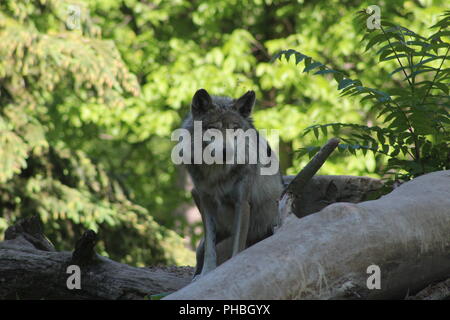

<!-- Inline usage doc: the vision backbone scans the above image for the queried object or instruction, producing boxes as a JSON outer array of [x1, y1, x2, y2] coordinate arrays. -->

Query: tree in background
[[0, 0, 194, 266], [0, 0, 447, 265]]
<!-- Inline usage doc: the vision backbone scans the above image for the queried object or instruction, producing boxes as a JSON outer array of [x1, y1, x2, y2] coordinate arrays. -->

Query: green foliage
[[83, 1, 449, 236], [276, 10, 449, 184], [0, 0, 194, 266]]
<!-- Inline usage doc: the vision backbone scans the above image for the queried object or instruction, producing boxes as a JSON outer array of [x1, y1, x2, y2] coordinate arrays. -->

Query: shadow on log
[[165, 170, 450, 300], [0, 216, 193, 299], [282, 175, 383, 218]]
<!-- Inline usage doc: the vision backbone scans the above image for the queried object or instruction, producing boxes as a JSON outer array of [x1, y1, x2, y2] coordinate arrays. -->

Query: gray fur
[[181, 89, 283, 278]]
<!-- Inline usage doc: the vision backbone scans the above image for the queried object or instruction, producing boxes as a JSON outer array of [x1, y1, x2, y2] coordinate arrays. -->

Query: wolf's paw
[[191, 274, 201, 282]]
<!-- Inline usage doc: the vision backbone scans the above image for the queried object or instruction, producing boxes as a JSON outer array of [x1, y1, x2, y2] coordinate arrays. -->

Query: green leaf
[[333, 72, 344, 83], [365, 33, 390, 52], [390, 148, 400, 157], [314, 69, 337, 75], [380, 53, 407, 62], [338, 79, 355, 90], [304, 62, 323, 73], [389, 65, 410, 77], [433, 82, 449, 95], [376, 130, 385, 144], [430, 16, 450, 29], [313, 127, 319, 139], [295, 53, 306, 64]]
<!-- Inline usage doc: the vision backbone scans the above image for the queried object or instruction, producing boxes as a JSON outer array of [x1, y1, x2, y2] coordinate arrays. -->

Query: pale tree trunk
[[165, 170, 450, 300]]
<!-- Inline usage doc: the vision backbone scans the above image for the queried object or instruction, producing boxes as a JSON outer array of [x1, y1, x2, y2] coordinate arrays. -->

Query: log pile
[[0, 216, 192, 299]]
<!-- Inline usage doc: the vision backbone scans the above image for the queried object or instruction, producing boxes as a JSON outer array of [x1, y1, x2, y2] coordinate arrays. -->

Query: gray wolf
[[181, 89, 283, 278]]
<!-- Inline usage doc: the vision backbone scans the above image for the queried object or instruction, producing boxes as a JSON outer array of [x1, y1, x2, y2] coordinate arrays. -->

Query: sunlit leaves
[[0, 0, 194, 266], [274, 10, 449, 181]]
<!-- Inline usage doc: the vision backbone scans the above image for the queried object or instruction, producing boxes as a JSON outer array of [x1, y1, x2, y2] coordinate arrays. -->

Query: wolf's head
[[190, 88, 255, 129], [183, 89, 260, 167], [176, 89, 279, 176]]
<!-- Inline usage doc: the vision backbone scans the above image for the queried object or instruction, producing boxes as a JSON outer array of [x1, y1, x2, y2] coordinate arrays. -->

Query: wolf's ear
[[234, 90, 255, 118], [192, 89, 213, 118]]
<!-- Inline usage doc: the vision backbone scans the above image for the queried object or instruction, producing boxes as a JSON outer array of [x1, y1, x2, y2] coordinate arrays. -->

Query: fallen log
[[165, 170, 450, 299], [0, 216, 193, 299], [0, 173, 384, 300], [282, 174, 383, 218], [278, 138, 340, 228], [407, 278, 450, 300]]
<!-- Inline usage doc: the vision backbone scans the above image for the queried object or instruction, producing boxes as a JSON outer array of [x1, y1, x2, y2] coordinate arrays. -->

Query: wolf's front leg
[[193, 190, 218, 277], [201, 208, 217, 276], [191, 189, 204, 279], [193, 237, 204, 279], [232, 200, 250, 256]]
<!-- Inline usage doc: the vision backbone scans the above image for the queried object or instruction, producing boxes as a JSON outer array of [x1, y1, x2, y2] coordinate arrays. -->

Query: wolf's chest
[[212, 196, 236, 234], [201, 184, 237, 230]]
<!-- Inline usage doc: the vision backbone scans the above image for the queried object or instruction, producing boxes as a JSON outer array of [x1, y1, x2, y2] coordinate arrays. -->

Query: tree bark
[[282, 174, 383, 218], [2, 171, 448, 300], [0, 216, 193, 300], [165, 170, 450, 300], [407, 278, 450, 300], [278, 138, 340, 230]]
